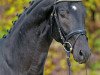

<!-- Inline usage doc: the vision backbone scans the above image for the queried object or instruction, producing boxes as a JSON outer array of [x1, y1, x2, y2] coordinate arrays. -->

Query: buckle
[[63, 42, 72, 58]]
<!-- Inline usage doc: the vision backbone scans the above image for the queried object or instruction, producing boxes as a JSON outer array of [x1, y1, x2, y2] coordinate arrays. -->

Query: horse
[[0, 0, 91, 75]]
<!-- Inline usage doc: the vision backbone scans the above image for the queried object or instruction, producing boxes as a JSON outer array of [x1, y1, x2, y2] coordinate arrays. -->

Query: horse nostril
[[79, 50, 84, 63], [79, 50, 83, 56]]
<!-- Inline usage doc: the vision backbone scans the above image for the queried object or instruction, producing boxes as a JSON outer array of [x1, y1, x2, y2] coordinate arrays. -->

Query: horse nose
[[78, 50, 91, 64]]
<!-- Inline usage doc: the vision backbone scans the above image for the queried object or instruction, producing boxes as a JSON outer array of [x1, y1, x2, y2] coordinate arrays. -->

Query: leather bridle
[[50, 0, 87, 75]]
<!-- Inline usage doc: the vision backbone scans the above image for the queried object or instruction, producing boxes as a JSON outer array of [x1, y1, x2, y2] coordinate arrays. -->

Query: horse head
[[51, 0, 91, 64]]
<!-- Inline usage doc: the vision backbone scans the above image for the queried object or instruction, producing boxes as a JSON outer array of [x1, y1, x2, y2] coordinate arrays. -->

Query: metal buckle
[[63, 42, 72, 58], [63, 42, 72, 52]]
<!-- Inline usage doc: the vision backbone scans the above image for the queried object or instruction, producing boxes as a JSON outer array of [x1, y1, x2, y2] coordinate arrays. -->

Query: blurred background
[[0, 0, 100, 75]]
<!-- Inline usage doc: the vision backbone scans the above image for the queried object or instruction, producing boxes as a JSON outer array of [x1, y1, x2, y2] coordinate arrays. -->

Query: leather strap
[[55, 0, 82, 4]]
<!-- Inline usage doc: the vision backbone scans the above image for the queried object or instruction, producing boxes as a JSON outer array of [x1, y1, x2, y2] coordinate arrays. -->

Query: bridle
[[50, 0, 87, 75]]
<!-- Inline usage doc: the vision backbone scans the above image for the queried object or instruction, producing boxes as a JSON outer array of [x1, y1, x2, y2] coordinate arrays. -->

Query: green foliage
[[91, 61, 100, 70], [83, 0, 100, 52], [0, 0, 31, 38], [0, 0, 100, 75], [90, 70, 100, 75]]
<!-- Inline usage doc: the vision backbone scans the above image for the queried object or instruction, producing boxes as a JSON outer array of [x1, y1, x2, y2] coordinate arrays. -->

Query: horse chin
[[72, 46, 91, 64], [73, 54, 87, 64]]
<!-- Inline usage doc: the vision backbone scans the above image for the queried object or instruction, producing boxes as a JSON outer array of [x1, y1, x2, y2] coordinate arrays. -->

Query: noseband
[[50, 0, 86, 75]]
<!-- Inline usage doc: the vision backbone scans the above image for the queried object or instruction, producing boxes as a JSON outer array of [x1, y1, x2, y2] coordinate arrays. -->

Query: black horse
[[0, 0, 91, 75]]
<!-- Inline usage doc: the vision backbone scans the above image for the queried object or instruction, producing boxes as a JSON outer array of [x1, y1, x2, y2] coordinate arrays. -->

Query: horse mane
[[2, 0, 43, 39]]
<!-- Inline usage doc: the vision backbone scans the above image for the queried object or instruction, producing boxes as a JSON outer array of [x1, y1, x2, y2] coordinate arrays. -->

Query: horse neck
[[1, 6, 53, 74], [2, 13, 53, 73]]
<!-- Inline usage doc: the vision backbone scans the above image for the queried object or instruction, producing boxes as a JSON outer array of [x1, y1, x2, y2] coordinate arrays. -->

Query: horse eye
[[59, 11, 67, 18]]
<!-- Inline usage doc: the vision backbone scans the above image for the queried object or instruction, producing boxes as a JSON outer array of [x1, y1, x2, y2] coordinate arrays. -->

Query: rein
[[50, 0, 87, 75]]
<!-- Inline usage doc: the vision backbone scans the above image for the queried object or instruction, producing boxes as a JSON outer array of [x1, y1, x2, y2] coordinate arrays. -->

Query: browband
[[57, 0, 82, 1], [55, 0, 82, 4]]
